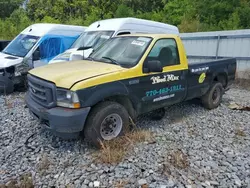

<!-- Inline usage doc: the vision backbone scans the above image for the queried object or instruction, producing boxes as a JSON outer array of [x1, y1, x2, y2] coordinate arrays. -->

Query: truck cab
[[48, 17, 179, 64], [0, 23, 86, 94], [25, 34, 236, 147]]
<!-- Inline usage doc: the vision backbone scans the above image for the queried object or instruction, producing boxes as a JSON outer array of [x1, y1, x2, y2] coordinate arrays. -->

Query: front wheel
[[84, 101, 130, 148], [201, 82, 224, 110]]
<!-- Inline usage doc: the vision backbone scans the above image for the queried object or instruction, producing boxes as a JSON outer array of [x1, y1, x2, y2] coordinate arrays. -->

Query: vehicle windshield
[[2, 34, 40, 57], [89, 36, 152, 68], [71, 31, 114, 50]]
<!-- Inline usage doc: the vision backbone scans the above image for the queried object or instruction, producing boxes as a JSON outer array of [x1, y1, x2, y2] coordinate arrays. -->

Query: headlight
[[56, 89, 80, 109]]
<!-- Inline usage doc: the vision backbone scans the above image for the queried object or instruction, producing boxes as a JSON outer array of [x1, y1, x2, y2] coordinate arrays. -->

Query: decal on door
[[191, 67, 209, 73], [146, 84, 183, 97], [151, 74, 179, 85], [198, 73, 206, 84], [153, 94, 175, 102]]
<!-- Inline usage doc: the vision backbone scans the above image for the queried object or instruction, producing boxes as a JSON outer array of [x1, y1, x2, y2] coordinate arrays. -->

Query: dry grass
[[0, 173, 34, 188], [113, 180, 129, 188], [235, 128, 246, 137], [167, 149, 189, 169], [93, 129, 153, 164], [235, 71, 250, 90], [37, 153, 51, 174], [19, 173, 34, 188]]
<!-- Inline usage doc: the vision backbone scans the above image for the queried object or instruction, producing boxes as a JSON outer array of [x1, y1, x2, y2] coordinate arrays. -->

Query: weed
[[167, 149, 189, 169], [19, 173, 34, 188], [235, 71, 250, 90], [235, 128, 246, 137], [0, 173, 34, 188], [37, 153, 51, 174], [93, 129, 152, 164], [113, 180, 129, 188]]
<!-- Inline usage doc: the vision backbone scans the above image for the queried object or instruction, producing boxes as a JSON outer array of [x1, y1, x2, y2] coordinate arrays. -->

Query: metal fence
[[180, 29, 250, 79]]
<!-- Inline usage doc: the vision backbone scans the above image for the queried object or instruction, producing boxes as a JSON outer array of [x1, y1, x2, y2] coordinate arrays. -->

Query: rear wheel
[[201, 82, 224, 110], [84, 101, 130, 148]]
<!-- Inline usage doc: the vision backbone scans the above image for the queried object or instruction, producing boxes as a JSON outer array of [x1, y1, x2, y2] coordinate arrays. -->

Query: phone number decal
[[146, 85, 183, 97]]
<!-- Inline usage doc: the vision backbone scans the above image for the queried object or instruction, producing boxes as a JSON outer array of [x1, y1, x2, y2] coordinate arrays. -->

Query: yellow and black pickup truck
[[25, 34, 236, 147]]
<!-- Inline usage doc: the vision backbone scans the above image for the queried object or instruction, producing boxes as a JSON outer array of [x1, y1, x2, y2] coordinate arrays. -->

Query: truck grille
[[27, 74, 57, 108]]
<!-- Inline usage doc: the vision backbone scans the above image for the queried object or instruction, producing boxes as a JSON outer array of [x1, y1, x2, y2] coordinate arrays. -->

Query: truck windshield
[[2, 34, 40, 57], [71, 31, 114, 50], [89, 36, 152, 68]]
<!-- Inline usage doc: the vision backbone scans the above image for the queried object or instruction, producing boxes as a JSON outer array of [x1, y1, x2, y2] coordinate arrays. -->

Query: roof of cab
[[21, 23, 87, 37], [86, 17, 179, 32], [112, 33, 180, 39]]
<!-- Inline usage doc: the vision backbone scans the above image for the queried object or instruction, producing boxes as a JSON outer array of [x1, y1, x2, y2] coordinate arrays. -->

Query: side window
[[147, 39, 180, 67], [39, 38, 62, 61], [117, 32, 130, 36]]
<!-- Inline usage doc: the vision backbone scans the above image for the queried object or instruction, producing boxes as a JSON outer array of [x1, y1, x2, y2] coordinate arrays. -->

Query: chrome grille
[[27, 74, 56, 108]]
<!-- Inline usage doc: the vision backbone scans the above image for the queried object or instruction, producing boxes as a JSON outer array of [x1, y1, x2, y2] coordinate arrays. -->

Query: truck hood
[[29, 60, 126, 89], [0, 52, 23, 69]]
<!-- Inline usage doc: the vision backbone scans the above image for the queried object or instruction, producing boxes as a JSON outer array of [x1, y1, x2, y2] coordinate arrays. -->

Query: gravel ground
[[0, 86, 250, 188]]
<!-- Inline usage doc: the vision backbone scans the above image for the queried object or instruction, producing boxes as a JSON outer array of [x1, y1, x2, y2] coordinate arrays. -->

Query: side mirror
[[143, 60, 163, 73], [32, 50, 40, 61], [77, 46, 92, 51]]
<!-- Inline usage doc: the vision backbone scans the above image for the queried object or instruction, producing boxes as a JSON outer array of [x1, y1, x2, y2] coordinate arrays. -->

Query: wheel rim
[[212, 87, 220, 104], [100, 113, 123, 140]]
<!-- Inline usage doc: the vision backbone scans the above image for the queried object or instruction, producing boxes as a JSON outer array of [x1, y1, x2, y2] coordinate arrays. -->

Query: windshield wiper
[[102, 56, 120, 66]]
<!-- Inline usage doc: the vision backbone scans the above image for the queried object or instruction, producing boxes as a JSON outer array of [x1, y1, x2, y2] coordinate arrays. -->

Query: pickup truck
[[25, 34, 237, 147]]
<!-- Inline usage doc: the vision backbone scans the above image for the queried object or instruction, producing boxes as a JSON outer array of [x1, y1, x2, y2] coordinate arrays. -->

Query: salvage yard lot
[[0, 85, 250, 188]]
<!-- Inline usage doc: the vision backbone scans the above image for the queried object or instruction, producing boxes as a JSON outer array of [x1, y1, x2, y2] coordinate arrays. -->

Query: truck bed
[[185, 57, 237, 101]]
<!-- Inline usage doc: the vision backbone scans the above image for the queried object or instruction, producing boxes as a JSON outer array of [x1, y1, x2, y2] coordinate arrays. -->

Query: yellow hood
[[29, 60, 126, 89]]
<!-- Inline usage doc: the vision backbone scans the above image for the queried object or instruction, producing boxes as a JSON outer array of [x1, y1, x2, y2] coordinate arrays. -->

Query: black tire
[[201, 82, 224, 110], [148, 108, 165, 120], [84, 101, 130, 148]]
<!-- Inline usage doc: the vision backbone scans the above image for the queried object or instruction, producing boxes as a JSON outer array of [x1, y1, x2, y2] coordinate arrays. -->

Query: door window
[[39, 38, 62, 61], [147, 39, 180, 67]]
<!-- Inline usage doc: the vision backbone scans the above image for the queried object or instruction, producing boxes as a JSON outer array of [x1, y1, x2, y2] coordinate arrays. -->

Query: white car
[[49, 17, 180, 64], [0, 23, 86, 93]]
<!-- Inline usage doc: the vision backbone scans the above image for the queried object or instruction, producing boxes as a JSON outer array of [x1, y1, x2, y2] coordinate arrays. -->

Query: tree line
[[1, 0, 250, 40]]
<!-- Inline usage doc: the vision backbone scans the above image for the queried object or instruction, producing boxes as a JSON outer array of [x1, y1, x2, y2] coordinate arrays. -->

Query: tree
[[0, 8, 31, 39], [0, 0, 24, 18]]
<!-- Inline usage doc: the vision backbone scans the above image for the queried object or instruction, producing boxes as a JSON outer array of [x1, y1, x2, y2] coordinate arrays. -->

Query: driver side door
[[138, 38, 187, 113]]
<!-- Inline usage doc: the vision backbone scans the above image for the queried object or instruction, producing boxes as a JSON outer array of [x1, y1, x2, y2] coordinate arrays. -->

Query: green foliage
[[115, 4, 134, 18], [1, 0, 250, 40], [0, 0, 23, 18], [0, 8, 31, 39]]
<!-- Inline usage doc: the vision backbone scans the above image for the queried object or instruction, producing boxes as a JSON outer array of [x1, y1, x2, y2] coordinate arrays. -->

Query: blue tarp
[[37, 34, 80, 63]]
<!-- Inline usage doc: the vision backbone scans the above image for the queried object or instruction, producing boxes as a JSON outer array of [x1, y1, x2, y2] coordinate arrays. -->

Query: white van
[[0, 23, 86, 93], [49, 17, 179, 63]]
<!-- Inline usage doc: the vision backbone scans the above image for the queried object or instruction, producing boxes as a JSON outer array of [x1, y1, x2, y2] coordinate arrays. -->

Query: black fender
[[76, 81, 131, 107]]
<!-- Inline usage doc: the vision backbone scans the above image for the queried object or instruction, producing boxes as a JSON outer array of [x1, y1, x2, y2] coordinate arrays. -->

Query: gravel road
[[0, 86, 250, 188]]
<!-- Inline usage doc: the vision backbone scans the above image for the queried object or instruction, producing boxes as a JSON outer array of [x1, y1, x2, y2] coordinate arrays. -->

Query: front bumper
[[25, 93, 91, 139]]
